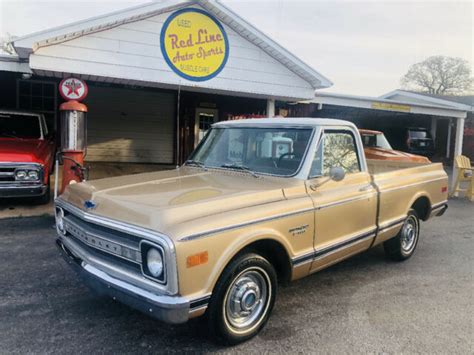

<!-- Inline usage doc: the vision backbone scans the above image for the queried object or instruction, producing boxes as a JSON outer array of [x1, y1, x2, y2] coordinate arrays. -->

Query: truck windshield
[[0, 114, 41, 139], [188, 127, 313, 177], [361, 133, 393, 150]]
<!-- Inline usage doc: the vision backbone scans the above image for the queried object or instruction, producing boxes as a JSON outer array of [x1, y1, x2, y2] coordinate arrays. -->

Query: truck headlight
[[15, 169, 40, 180], [147, 249, 164, 277], [28, 170, 39, 180], [140, 241, 166, 283], [15, 170, 27, 180]]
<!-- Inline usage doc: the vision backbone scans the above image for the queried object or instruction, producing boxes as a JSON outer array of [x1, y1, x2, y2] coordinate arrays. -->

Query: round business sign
[[160, 8, 229, 81], [59, 77, 88, 101]]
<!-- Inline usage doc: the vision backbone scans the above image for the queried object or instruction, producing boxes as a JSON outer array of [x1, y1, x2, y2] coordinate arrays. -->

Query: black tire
[[207, 252, 277, 345], [384, 209, 420, 261], [36, 179, 51, 205]]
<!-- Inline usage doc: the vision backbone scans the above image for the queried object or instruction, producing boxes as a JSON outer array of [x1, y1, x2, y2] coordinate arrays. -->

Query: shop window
[[17, 80, 57, 132]]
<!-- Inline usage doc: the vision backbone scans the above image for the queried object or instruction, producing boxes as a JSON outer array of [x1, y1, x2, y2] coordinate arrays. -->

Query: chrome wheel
[[223, 267, 271, 334], [401, 215, 418, 253]]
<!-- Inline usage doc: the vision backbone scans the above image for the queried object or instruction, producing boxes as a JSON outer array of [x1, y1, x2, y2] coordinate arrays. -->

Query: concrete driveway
[[0, 199, 472, 353]]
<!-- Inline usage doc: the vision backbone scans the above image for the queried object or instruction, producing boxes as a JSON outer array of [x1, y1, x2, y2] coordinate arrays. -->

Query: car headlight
[[55, 208, 66, 235], [28, 170, 39, 180], [15, 170, 27, 180], [140, 241, 166, 283], [147, 248, 164, 277]]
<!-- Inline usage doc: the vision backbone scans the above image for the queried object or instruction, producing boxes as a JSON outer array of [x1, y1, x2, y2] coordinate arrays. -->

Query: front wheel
[[207, 253, 277, 345], [384, 209, 420, 261]]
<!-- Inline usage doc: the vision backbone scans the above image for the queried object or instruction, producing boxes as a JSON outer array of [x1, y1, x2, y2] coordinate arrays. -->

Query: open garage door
[[85, 86, 175, 163]]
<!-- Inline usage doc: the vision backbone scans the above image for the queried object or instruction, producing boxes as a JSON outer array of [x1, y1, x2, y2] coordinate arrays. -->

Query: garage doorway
[[195, 108, 218, 147]]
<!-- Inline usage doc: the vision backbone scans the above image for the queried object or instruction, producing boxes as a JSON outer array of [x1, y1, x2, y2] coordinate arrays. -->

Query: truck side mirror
[[329, 167, 345, 182]]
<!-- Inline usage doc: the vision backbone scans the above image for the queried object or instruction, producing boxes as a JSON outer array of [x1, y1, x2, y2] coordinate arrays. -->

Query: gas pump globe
[[58, 100, 88, 193]]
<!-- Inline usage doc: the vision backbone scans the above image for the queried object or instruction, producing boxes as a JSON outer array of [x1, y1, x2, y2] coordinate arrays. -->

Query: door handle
[[359, 184, 373, 192]]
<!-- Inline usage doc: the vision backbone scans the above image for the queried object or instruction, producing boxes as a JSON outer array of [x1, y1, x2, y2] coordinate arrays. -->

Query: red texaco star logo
[[64, 80, 83, 96], [59, 77, 88, 101]]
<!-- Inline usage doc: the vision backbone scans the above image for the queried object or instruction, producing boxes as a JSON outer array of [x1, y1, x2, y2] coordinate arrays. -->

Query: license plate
[[419, 142, 426, 147]]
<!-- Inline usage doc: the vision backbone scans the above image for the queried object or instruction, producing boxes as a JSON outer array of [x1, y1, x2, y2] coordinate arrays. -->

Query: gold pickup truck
[[55, 118, 448, 344]]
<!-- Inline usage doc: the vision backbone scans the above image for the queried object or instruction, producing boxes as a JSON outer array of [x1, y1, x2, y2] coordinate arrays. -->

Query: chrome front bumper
[[56, 237, 191, 324], [0, 183, 47, 198]]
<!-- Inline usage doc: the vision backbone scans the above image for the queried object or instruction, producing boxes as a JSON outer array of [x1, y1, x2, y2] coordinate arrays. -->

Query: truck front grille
[[62, 210, 143, 271], [0, 167, 16, 182]]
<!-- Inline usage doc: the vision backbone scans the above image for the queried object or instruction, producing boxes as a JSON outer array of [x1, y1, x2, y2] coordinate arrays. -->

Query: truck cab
[[0, 110, 55, 203]]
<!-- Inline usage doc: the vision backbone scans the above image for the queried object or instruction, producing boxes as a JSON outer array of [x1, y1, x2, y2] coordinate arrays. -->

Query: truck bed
[[369, 160, 448, 245], [366, 158, 430, 174]]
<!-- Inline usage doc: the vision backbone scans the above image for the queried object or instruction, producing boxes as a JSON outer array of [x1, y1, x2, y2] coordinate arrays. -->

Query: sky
[[0, 0, 472, 96]]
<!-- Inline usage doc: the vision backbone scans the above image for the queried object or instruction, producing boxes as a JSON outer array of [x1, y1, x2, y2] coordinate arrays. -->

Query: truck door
[[305, 129, 378, 273]]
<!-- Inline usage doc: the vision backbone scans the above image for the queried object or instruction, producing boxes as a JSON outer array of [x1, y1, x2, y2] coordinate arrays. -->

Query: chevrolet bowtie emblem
[[84, 200, 97, 210]]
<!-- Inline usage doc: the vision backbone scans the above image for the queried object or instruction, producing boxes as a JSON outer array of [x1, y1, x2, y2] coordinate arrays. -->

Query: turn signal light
[[187, 251, 208, 268]]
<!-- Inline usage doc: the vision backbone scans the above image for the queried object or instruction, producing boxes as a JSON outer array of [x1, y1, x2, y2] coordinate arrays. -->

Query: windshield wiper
[[220, 163, 259, 178], [184, 160, 207, 170]]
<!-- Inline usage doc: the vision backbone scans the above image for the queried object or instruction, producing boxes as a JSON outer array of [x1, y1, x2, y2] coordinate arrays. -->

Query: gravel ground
[[0, 199, 472, 354]]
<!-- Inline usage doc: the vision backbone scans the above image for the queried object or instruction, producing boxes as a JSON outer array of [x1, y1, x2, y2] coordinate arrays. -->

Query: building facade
[[0, 0, 332, 165]]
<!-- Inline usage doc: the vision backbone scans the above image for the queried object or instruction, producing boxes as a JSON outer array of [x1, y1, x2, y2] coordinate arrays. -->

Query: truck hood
[[0, 138, 48, 163], [61, 167, 288, 237]]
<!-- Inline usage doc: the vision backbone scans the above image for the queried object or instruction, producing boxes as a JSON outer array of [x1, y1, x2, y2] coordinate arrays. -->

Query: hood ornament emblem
[[84, 200, 97, 210]]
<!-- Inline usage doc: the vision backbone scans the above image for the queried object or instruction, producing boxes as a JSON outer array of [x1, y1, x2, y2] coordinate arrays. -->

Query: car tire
[[384, 209, 420, 261], [36, 179, 51, 205], [207, 252, 277, 345]]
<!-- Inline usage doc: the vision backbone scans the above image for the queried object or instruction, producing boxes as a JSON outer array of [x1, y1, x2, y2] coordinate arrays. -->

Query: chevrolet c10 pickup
[[55, 118, 448, 344]]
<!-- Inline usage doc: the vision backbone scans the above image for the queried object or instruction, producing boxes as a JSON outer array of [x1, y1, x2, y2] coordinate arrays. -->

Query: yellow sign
[[371, 102, 411, 112], [161, 9, 229, 81]]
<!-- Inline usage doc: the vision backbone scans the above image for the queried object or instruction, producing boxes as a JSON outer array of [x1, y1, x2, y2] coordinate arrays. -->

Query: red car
[[0, 110, 55, 204]]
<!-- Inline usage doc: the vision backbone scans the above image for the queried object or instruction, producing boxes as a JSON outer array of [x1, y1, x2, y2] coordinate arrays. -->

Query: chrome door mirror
[[329, 167, 345, 182]]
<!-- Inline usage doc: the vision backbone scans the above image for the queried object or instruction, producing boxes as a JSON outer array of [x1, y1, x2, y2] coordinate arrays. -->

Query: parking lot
[[0, 198, 472, 353]]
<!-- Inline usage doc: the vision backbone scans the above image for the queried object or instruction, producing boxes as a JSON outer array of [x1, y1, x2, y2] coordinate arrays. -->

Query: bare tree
[[401, 56, 473, 95]]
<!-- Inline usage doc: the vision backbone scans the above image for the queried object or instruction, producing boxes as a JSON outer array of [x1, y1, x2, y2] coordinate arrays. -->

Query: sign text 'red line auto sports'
[[161, 8, 229, 81]]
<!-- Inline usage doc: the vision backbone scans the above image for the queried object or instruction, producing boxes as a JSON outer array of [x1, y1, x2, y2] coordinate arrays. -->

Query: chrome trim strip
[[189, 294, 212, 310], [380, 177, 447, 193], [292, 229, 377, 266], [179, 207, 315, 242], [180, 192, 376, 242], [0, 183, 44, 188], [313, 234, 375, 261], [378, 217, 406, 232], [56, 198, 179, 295], [431, 200, 448, 210], [316, 193, 377, 210]]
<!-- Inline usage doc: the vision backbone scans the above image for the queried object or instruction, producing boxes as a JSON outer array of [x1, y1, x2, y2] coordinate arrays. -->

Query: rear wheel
[[384, 209, 420, 261], [207, 253, 277, 345]]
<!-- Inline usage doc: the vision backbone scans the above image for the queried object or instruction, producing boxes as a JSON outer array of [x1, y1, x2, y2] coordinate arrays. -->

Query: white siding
[[30, 5, 315, 100], [86, 86, 175, 163]]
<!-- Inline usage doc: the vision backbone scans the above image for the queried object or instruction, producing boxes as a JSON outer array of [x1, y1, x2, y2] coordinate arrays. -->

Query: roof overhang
[[380, 90, 473, 112], [309, 92, 468, 119], [0, 54, 32, 74]]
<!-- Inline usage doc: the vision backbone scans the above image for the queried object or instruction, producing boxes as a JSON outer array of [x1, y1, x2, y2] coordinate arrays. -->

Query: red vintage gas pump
[[58, 101, 88, 193], [55, 77, 89, 196]]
